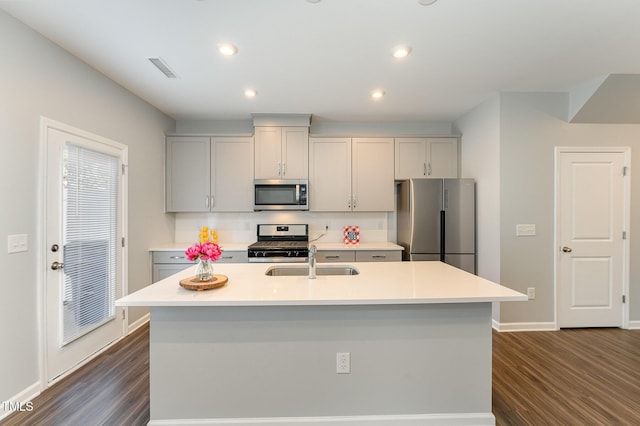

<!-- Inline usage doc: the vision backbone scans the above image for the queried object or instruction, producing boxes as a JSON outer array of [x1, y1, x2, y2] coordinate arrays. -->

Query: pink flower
[[185, 243, 202, 261], [185, 241, 222, 262], [200, 241, 222, 262]]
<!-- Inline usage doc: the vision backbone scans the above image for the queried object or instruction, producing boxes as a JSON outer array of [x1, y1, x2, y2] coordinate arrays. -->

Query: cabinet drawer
[[217, 251, 248, 263], [355, 250, 401, 262], [152, 251, 194, 264], [152, 263, 191, 283], [317, 250, 355, 263]]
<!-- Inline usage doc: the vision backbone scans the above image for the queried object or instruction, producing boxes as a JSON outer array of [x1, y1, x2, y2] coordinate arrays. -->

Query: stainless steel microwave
[[254, 179, 308, 211]]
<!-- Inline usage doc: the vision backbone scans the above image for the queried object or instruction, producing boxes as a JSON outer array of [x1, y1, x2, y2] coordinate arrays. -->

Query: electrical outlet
[[336, 352, 350, 374], [527, 287, 536, 300]]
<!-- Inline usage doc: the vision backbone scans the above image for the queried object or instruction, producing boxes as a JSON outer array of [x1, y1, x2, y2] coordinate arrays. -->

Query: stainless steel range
[[248, 224, 309, 263]]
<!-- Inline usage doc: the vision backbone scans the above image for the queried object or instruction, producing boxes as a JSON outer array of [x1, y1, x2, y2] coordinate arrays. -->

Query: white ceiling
[[2, 0, 640, 123]]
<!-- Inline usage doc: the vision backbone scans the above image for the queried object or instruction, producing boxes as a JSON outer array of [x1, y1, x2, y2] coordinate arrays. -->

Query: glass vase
[[195, 259, 214, 282]]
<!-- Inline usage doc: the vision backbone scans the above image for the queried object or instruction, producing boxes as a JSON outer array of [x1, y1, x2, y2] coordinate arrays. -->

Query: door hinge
[[122, 237, 125, 247], [122, 164, 127, 175], [122, 309, 126, 320], [623, 166, 628, 176], [623, 231, 627, 240], [623, 295, 626, 304]]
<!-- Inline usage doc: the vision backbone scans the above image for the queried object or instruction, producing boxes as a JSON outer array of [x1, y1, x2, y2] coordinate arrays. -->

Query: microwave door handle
[[295, 184, 300, 203]]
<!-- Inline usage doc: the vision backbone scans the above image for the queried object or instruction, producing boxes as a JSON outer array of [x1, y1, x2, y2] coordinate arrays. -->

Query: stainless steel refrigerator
[[397, 178, 476, 274]]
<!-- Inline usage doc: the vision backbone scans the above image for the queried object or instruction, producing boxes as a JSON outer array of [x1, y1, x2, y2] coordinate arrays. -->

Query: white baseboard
[[0, 381, 41, 421], [493, 319, 557, 332], [628, 320, 640, 330], [149, 413, 495, 426], [128, 312, 150, 334]]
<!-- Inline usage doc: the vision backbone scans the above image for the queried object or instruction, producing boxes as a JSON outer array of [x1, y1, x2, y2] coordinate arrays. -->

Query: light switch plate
[[8, 234, 28, 253], [516, 224, 536, 237]]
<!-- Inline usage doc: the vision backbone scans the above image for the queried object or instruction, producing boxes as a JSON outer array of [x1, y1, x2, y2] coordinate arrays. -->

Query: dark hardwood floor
[[493, 327, 640, 425], [2, 324, 150, 426], [3, 325, 640, 425]]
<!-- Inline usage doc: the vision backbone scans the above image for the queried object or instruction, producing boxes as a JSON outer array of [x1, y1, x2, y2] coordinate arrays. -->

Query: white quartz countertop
[[117, 261, 526, 307], [149, 242, 251, 251], [313, 242, 403, 251], [150, 242, 402, 251]]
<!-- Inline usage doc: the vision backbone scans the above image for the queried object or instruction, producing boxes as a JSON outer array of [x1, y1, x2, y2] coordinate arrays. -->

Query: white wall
[[0, 10, 175, 412], [454, 95, 501, 283], [499, 92, 640, 325]]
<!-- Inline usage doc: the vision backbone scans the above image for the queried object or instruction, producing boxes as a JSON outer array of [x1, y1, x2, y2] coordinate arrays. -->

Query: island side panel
[[150, 303, 493, 422]]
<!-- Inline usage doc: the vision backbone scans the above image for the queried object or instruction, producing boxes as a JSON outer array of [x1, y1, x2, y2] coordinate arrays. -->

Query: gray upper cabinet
[[166, 136, 254, 212], [254, 126, 309, 179], [309, 137, 394, 212], [394, 137, 459, 179]]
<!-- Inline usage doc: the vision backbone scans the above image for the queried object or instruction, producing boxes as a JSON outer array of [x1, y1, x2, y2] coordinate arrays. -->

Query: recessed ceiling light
[[307, 0, 322, 3], [392, 45, 412, 59], [217, 43, 238, 56], [244, 88, 258, 98], [418, 0, 438, 5], [371, 90, 385, 100]]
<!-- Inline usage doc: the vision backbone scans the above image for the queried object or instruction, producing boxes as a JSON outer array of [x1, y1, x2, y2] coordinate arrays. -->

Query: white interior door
[[556, 149, 629, 328], [44, 121, 126, 383]]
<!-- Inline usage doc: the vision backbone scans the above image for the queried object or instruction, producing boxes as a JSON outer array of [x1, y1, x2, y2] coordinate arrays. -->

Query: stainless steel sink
[[265, 265, 359, 276]]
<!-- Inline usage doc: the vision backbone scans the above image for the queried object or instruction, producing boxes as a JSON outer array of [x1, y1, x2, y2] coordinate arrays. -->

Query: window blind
[[62, 143, 118, 346]]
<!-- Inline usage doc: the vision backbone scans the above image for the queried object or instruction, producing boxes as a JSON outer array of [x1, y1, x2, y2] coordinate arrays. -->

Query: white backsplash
[[174, 211, 396, 245]]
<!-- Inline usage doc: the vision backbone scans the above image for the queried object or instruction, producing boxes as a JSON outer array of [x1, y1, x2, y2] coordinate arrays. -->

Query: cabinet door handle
[[221, 256, 233, 260], [352, 197, 356, 209], [277, 162, 281, 176], [282, 163, 286, 176], [205, 195, 209, 208], [169, 256, 185, 260], [210, 195, 214, 209], [372, 255, 387, 259], [427, 163, 432, 176], [325, 255, 340, 260], [423, 163, 427, 176], [347, 197, 351, 209]]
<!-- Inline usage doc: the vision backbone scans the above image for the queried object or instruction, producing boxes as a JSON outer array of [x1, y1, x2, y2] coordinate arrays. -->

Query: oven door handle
[[295, 184, 300, 203]]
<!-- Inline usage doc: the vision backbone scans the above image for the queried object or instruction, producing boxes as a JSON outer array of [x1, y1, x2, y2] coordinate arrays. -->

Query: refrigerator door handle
[[440, 210, 446, 262]]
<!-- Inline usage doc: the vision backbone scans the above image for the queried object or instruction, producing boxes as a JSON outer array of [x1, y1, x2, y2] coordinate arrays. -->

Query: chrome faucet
[[308, 244, 317, 279]]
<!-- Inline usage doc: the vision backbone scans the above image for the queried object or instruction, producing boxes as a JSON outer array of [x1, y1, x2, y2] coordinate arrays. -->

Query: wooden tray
[[179, 274, 228, 291]]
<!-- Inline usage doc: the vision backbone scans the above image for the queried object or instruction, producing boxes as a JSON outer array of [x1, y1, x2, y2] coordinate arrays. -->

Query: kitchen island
[[117, 261, 526, 425]]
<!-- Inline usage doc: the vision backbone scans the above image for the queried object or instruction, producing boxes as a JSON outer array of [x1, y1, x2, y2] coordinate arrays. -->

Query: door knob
[[51, 261, 64, 270], [562, 246, 572, 253]]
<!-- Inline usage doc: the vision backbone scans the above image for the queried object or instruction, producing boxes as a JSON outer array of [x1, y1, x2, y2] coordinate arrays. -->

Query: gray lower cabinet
[[355, 250, 402, 262], [151, 250, 248, 283], [316, 250, 356, 263], [317, 250, 401, 263]]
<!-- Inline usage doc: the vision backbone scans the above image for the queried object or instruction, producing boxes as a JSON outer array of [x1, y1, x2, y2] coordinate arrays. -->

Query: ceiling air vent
[[147, 57, 178, 79]]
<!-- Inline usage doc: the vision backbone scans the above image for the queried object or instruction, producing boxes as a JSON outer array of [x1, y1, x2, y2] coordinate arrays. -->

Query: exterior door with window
[[556, 148, 629, 328], [44, 121, 126, 383]]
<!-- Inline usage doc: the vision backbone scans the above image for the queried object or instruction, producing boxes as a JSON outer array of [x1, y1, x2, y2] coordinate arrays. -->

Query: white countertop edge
[[118, 296, 526, 308]]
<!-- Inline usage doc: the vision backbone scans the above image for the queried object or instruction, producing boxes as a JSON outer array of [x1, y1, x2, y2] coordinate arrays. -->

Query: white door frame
[[38, 117, 129, 388], [554, 146, 631, 329]]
